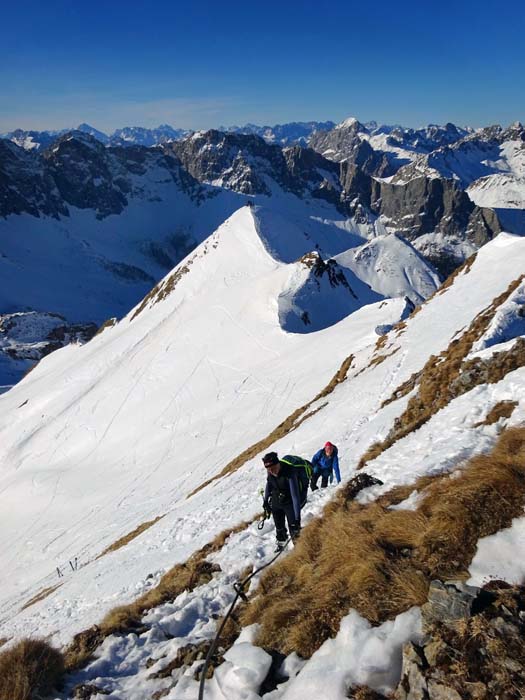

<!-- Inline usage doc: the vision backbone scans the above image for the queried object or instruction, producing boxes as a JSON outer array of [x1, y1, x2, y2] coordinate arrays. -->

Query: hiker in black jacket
[[262, 452, 308, 551]]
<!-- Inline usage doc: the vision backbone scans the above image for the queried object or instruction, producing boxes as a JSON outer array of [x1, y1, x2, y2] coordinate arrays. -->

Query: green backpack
[[280, 455, 312, 503]]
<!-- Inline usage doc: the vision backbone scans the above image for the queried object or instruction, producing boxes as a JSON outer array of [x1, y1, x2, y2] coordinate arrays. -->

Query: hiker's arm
[[333, 452, 341, 483], [264, 481, 271, 509], [289, 474, 301, 522]]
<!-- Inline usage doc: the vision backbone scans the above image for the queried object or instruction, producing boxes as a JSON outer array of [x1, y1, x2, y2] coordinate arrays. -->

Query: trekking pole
[[197, 536, 291, 700]]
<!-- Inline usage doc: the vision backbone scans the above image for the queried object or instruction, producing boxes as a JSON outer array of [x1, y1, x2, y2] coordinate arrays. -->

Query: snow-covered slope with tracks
[[0, 208, 524, 699]]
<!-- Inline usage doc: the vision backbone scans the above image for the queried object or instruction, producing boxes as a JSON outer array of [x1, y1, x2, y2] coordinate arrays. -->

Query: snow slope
[[0, 206, 408, 638], [0, 168, 369, 327], [334, 234, 441, 304], [0, 211, 524, 698]]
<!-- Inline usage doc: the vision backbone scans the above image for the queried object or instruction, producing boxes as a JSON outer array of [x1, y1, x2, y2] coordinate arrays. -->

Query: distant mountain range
[[1, 120, 336, 150], [0, 117, 523, 385]]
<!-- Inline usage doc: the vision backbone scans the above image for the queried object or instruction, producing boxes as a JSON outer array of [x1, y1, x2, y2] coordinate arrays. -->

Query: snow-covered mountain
[[0, 205, 524, 699], [391, 121, 525, 190], [108, 124, 191, 147], [309, 117, 472, 175], [221, 121, 336, 146], [0, 122, 521, 386], [1, 127, 65, 151], [1, 121, 334, 151], [309, 118, 525, 238], [0, 124, 191, 151]]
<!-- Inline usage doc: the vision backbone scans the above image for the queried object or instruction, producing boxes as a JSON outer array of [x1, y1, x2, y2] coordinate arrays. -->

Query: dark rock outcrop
[[394, 579, 525, 700]]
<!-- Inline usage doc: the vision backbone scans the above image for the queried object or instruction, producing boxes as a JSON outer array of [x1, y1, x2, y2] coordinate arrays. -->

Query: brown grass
[[242, 426, 525, 659], [94, 317, 117, 336], [0, 638, 64, 700], [358, 277, 524, 469], [96, 515, 165, 559], [64, 517, 255, 671], [473, 400, 518, 427], [350, 687, 384, 700], [130, 254, 197, 321], [380, 368, 422, 408], [368, 347, 399, 368], [188, 354, 354, 498], [21, 584, 62, 611]]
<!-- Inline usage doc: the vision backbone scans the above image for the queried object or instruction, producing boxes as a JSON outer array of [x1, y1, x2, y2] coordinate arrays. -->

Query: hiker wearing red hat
[[310, 441, 340, 490]]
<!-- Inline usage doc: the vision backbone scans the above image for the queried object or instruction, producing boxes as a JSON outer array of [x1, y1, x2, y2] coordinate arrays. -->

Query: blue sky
[[1, 0, 524, 132]]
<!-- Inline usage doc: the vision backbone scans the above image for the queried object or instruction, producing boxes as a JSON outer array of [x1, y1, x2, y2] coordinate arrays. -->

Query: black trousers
[[272, 503, 298, 542], [311, 470, 331, 489]]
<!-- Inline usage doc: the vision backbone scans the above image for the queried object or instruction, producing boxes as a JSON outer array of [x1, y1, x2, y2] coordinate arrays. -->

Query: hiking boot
[[274, 541, 286, 553]]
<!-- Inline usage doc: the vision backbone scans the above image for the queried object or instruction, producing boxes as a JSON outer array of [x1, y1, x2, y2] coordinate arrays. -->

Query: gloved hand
[[263, 498, 272, 517], [290, 522, 301, 540]]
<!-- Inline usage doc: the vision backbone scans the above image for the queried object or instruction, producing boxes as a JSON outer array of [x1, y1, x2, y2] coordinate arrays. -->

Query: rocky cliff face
[[0, 131, 204, 220], [310, 119, 523, 273], [338, 165, 501, 276], [166, 130, 342, 201]]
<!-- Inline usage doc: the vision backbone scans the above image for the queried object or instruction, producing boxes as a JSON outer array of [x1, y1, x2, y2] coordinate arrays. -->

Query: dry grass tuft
[[94, 317, 117, 336], [436, 253, 477, 295], [96, 515, 165, 559], [20, 584, 62, 611], [367, 347, 400, 369], [350, 687, 384, 700], [64, 518, 255, 671], [380, 369, 422, 409], [359, 277, 524, 469], [242, 426, 525, 659], [188, 354, 354, 497], [130, 253, 199, 321], [473, 400, 518, 427], [0, 638, 64, 700]]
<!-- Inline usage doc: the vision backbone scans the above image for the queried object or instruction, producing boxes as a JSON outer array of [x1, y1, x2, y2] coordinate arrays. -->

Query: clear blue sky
[[1, 0, 524, 132]]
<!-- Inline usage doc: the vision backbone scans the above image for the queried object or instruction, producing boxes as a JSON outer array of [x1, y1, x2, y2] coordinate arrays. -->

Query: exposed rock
[[394, 580, 525, 700], [72, 683, 110, 698], [341, 472, 384, 507], [148, 639, 224, 682], [421, 580, 479, 631]]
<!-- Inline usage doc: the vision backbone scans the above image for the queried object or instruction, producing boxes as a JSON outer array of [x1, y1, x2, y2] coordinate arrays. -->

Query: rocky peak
[[309, 124, 391, 176], [334, 116, 368, 132], [76, 123, 110, 144], [167, 130, 281, 195], [43, 130, 107, 158], [502, 121, 525, 142]]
